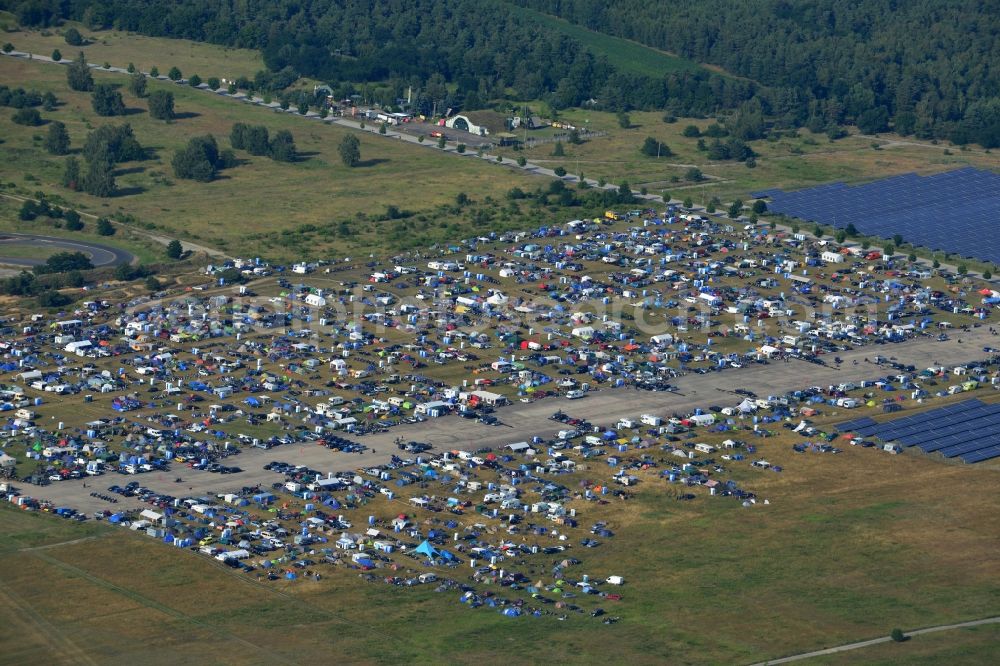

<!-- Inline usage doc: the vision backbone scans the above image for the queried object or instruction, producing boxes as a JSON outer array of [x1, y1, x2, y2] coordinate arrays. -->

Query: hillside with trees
[[513, 0, 1000, 146], [4, 0, 998, 145]]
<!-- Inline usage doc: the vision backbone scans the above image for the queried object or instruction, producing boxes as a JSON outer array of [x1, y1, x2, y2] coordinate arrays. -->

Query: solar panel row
[[938, 435, 1000, 458], [842, 399, 984, 437], [835, 416, 877, 432], [961, 445, 1000, 463], [834, 399, 1000, 464], [762, 168, 1000, 264]]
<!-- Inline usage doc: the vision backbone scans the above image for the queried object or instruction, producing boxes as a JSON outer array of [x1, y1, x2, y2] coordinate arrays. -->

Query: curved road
[[0, 233, 134, 267]]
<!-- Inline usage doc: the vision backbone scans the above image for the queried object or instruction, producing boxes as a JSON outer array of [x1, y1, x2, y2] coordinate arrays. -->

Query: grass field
[[0, 241, 62, 262], [0, 195, 169, 267], [0, 56, 541, 263], [2, 412, 998, 664], [514, 110, 1000, 207], [810, 623, 1000, 665], [0, 18, 265, 82], [506, 3, 706, 78]]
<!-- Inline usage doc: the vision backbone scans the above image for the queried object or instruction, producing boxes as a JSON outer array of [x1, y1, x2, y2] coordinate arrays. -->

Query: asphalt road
[[27, 326, 999, 514], [0, 233, 133, 267]]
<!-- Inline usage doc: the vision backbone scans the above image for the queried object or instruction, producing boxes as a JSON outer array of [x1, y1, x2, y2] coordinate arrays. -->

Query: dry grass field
[[0, 19, 265, 81], [510, 109, 1000, 207], [2, 415, 998, 664], [0, 56, 539, 262]]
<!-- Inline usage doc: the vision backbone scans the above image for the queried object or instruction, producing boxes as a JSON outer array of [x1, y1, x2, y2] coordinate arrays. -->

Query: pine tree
[[83, 148, 116, 197], [44, 121, 70, 155], [62, 156, 82, 191], [66, 52, 94, 91]]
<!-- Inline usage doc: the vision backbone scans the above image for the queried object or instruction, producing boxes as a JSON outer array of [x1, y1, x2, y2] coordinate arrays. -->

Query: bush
[[19, 201, 36, 221], [33, 251, 93, 274], [167, 66, 182, 81], [188, 74, 202, 88], [641, 136, 672, 157], [516, 156, 526, 167], [456, 143, 465, 154], [64, 210, 83, 230], [12, 108, 42, 126], [51, 48, 61, 61], [64, 27, 83, 46], [91, 84, 126, 116], [682, 124, 701, 137], [207, 77, 221, 91], [890, 628, 906, 643], [685, 167, 704, 182], [554, 166, 567, 177], [96, 217, 115, 236], [38, 291, 72, 308]]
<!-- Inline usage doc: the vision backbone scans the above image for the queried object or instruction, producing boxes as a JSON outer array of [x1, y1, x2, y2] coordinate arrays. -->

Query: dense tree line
[[230, 123, 296, 162], [8, 0, 998, 145], [63, 123, 145, 197], [172, 135, 235, 181], [4, 0, 757, 119], [0, 85, 57, 110], [514, 0, 1000, 146]]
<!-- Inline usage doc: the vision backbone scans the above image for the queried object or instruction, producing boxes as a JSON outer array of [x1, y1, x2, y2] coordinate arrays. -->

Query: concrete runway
[[27, 326, 999, 515]]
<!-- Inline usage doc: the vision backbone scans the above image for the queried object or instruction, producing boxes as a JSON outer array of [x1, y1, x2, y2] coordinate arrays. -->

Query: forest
[[5, 0, 999, 146]]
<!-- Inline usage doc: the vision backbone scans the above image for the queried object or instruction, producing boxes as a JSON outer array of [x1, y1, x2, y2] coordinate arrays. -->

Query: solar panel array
[[755, 167, 1000, 264], [836, 399, 1000, 464]]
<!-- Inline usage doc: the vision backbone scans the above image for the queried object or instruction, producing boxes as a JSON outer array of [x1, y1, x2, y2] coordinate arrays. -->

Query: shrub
[[96, 217, 115, 236], [64, 28, 83, 46], [12, 108, 42, 126]]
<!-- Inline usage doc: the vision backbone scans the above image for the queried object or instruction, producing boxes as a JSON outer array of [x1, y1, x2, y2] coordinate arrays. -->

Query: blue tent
[[414, 540, 438, 558]]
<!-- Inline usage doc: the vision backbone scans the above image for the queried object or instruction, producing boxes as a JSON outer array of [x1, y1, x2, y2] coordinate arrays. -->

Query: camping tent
[[414, 540, 438, 558]]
